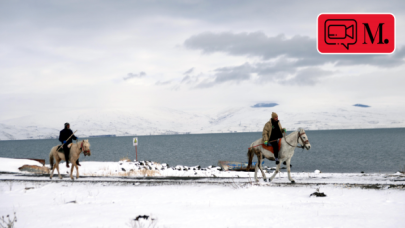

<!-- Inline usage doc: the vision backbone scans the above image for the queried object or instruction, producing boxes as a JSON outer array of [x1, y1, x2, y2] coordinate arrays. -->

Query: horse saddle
[[57, 145, 64, 153], [57, 143, 72, 153], [262, 139, 282, 154]]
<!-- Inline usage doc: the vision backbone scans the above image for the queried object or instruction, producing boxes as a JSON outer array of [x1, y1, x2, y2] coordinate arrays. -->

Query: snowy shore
[[1, 157, 405, 185], [1, 157, 405, 227]]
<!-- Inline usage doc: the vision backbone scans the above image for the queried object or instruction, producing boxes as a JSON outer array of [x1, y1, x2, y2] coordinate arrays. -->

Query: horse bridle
[[284, 131, 309, 149], [80, 141, 91, 156], [298, 132, 309, 148]]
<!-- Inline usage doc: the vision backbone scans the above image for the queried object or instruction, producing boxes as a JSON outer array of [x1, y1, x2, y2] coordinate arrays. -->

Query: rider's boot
[[66, 161, 70, 168], [76, 159, 81, 166], [275, 158, 280, 165]]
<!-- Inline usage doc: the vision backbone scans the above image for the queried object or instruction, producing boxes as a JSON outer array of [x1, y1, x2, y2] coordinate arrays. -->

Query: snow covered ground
[[1, 157, 405, 185], [1, 104, 405, 140], [1, 158, 405, 227], [1, 181, 404, 228]]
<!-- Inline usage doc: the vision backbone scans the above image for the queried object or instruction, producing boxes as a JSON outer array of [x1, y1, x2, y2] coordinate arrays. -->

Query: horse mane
[[297, 127, 305, 132]]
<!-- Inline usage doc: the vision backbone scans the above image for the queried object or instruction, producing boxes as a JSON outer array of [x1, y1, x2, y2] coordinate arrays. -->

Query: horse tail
[[49, 148, 54, 170], [246, 147, 254, 171]]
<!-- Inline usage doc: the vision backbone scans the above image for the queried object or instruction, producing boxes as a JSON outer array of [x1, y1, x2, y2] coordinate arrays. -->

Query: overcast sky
[[1, 0, 405, 120]]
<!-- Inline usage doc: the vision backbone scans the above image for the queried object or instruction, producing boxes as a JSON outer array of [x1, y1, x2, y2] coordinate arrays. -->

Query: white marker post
[[133, 137, 138, 161]]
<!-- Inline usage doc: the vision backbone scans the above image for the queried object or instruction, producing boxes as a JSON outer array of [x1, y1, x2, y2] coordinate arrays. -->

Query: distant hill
[[252, 103, 278, 108], [353, 104, 370, 108], [0, 105, 404, 140]]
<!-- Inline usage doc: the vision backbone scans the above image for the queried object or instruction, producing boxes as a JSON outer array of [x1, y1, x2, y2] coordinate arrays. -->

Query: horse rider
[[59, 123, 80, 168], [262, 112, 286, 164]]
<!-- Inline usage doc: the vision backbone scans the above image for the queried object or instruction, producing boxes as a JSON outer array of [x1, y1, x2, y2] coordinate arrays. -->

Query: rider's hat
[[64, 122, 70, 127], [271, 112, 278, 119]]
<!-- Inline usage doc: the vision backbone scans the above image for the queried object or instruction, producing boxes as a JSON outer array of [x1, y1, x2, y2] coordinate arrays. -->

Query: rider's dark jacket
[[262, 118, 283, 142], [59, 128, 77, 145]]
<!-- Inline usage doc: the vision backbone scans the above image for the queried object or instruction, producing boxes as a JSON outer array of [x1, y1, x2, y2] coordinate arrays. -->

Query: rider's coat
[[262, 118, 283, 142], [59, 128, 77, 145]]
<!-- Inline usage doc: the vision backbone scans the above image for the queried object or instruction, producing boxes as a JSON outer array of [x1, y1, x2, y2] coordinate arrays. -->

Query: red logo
[[317, 14, 395, 54]]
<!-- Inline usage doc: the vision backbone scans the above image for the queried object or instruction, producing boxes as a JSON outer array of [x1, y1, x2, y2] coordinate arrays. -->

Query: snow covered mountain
[[1, 104, 404, 140]]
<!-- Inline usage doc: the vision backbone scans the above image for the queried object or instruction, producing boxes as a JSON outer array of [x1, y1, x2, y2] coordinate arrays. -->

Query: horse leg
[[258, 156, 267, 182], [50, 163, 55, 179], [254, 157, 259, 182], [56, 162, 62, 179], [50, 154, 55, 179], [286, 159, 295, 183], [75, 162, 79, 179], [270, 162, 281, 182], [70, 163, 75, 180]]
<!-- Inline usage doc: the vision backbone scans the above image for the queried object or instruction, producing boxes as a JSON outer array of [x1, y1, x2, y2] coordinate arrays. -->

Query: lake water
[[1, 128, 404, 173]]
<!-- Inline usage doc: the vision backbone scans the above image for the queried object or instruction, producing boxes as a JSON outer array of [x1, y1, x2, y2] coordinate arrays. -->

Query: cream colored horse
[[49, 139, 91, 180], [247, 128, 311, 183]]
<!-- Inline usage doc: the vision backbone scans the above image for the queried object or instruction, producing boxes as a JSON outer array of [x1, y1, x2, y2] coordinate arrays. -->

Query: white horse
[[49, 139, 91, 180], [246, 128, 311, 183]]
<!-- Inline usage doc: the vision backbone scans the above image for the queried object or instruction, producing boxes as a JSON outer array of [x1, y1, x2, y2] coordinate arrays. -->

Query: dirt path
[[1, 175, 404, 190]]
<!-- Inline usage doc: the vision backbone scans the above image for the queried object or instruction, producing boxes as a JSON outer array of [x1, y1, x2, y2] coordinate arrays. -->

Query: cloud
[[181, 75, 191, 83], [123, 71, 146, 80], [212, 63, 252, 83], [185, 31, 405, 68], [281, 67, 334, 86], [185, 31, 405, 88], [195, 63, 252, 88], [181, 75, 201, 85], [184, 67, 194, 75], [185, 32, 313, 59], [2, 0, 405, 117], [155, 80, 171, 86], [194, 62, 334, 88]]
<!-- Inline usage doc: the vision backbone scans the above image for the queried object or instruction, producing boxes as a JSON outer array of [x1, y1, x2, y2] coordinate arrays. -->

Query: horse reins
[[250, 138, 280, 149], [284, 131, 309, 149], [80, 140, 91, 156], [249, 130, 308, 150]]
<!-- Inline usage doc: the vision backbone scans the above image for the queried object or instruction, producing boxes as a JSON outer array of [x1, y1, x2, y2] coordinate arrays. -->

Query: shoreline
[[1, 127, 405, 141]]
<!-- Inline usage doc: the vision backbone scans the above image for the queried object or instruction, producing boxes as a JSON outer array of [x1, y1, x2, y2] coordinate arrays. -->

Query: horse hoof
[[291, 180, 296, 184], [264, 179, 268, 182]]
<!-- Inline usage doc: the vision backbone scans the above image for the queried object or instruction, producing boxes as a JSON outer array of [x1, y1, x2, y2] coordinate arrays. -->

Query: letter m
[[363, 23, 384, 44]]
